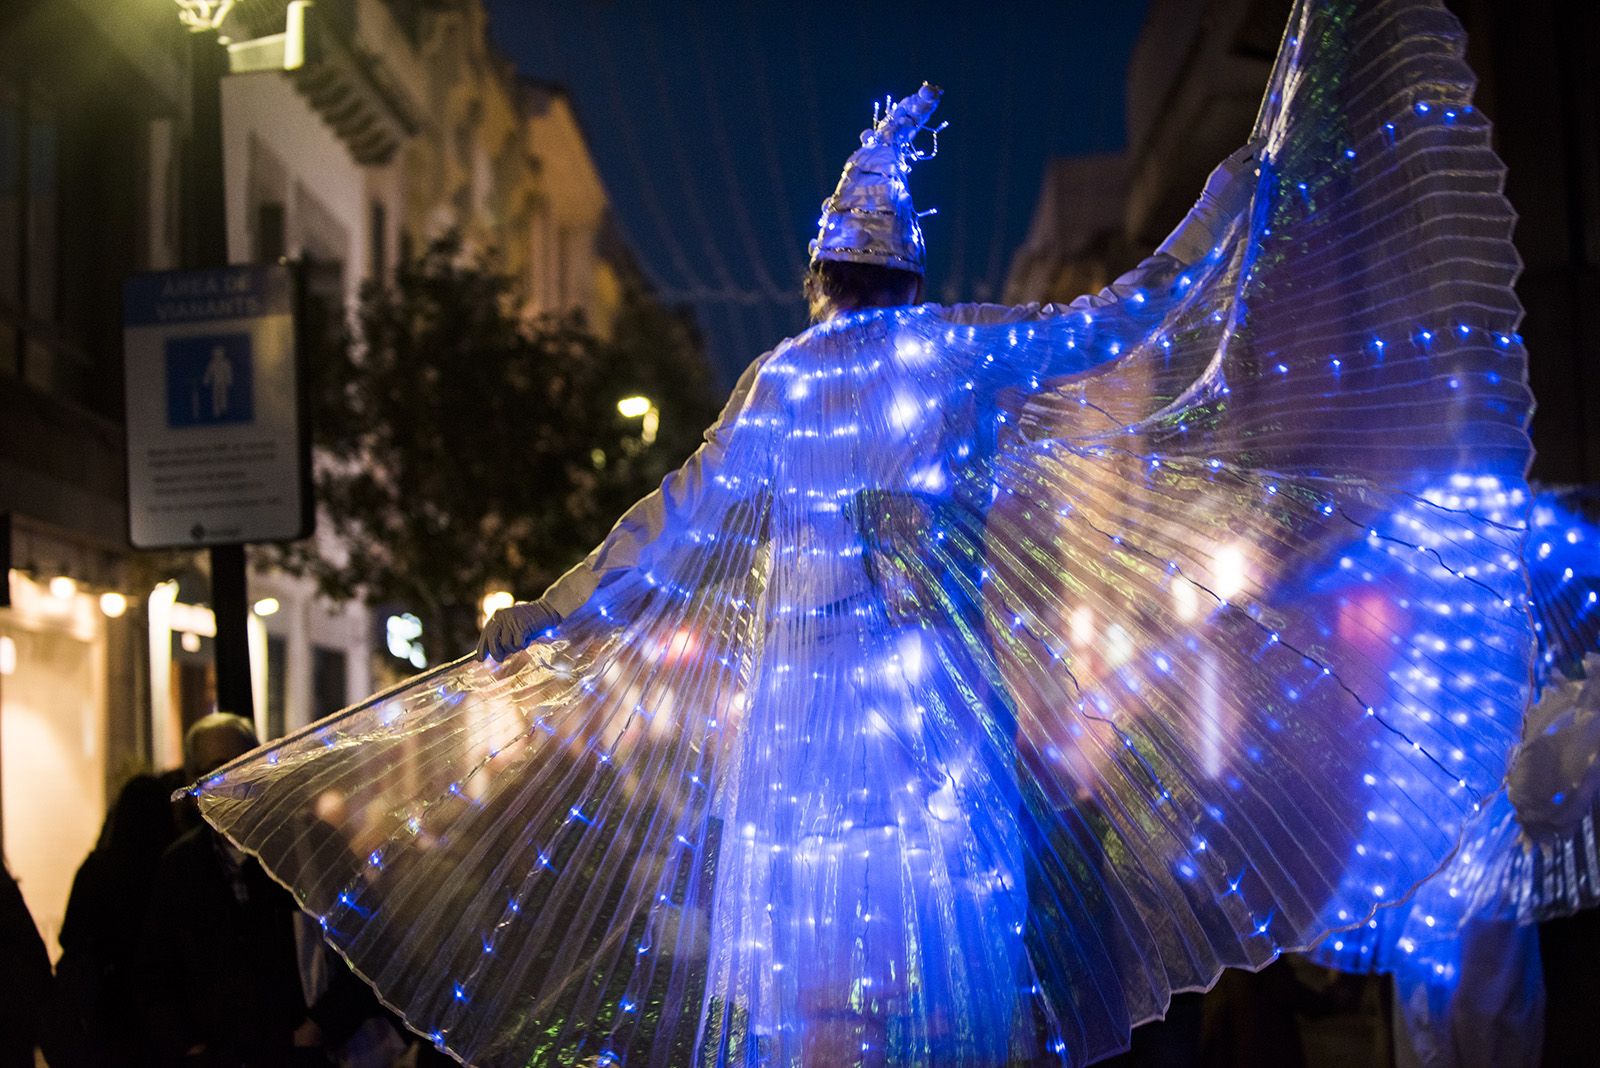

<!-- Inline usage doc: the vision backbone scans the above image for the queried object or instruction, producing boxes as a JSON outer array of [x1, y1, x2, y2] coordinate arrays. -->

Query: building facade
[[0, 0, 632, 955], [1002, 153, 1134, 307], [0, 0, 187, 956], [400, 2, 623, 331]]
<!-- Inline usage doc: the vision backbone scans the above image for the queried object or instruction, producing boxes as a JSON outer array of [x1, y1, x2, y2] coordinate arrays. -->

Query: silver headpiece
[[809, 83, 944, 276]]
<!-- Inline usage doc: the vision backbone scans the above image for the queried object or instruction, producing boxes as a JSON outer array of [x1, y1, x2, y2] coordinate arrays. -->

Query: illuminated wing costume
[[1308, 486, 1600, 1068], [192, 0, 1537, 1064]]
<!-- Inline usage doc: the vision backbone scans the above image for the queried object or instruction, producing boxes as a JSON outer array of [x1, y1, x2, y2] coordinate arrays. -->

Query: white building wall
[[214, 69, 397, 739], [221, 71, 371, 309], [521, 88, 612, 328], [248, 570, 372, 734]]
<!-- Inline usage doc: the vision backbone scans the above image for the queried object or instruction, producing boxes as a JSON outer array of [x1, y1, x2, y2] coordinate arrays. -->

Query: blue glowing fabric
[[1308, 487, 1600, 1066], [192, 1, 1536, 1064]]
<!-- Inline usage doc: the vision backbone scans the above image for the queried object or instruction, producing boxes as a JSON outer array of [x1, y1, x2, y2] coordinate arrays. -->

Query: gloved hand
[[476, 600, 560, 662], [1202, 137, 1269, 213], [1156, 136, 1269, 264]]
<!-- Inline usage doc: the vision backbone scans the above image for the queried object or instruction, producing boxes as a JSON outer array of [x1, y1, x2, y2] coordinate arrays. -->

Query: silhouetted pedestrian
[[43, 774, 180, 1066], [140, 714, 393, 1067], [0, 863, 52, 1068]]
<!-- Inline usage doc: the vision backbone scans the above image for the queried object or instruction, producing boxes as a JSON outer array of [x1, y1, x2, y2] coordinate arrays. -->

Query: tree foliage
[[272, 237, 720, 660]]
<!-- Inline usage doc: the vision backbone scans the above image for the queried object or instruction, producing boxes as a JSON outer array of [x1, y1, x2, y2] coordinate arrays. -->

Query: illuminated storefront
[[1, 518, 136, 956], [2, 553, 371, 956]]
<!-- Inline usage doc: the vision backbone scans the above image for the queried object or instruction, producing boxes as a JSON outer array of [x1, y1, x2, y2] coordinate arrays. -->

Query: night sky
[[483, 1, 1150, 384]]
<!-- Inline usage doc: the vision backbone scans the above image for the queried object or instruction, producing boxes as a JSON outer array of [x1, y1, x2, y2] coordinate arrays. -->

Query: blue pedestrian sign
[[123, 264, 310, 549], [166, 333, 255, 427]]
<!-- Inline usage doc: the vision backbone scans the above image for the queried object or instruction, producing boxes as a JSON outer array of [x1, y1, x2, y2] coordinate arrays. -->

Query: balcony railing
[[227, 0, 422, 166]]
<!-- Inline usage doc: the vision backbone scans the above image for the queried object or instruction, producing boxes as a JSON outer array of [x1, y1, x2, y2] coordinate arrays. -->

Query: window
[[25, 93, 58, 336], [265, 633, 287, 739], [0, 76, 58, 381], [368, 199, 387, 279], [312, 644, 348, 719], [383, 0, 422, 44], [0, 69, 100, 405], [172, 629, 217, 733], [556, 225, 570, 309], [0, 80, 20, 374], [256, 201, 286, 263]]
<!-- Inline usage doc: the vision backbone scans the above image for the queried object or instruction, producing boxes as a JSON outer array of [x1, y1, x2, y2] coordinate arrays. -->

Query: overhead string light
[[190, 1, 1538, 1065], [580, 1, 777, 336]]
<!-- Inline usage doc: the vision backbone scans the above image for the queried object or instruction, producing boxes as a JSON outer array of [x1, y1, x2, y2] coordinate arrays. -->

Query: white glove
[[476, 601, 560, 662], [1507, 657, 1600, 838], [1156, 136, 1268, 265], [1203, 137, 1269, 213]]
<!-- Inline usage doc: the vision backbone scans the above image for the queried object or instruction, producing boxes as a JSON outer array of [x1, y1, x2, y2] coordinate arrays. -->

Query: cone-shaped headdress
[[809, 83, 943, 275]]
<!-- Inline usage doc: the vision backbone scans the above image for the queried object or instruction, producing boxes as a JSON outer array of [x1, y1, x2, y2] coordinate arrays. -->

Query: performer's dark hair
[[805, 261, 924, 322]]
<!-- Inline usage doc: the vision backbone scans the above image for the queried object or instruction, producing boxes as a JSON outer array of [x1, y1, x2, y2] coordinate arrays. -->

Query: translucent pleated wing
[[1312, 487, 1600, 985], [1307, 489, 1597, 1066], [195, 1, 1536, 1064]]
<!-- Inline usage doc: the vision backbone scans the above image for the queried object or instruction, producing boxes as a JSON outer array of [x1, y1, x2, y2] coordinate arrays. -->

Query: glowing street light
[[173, 0, 237, 33], [1212, 544, 1249, 602], [252, 596, 281, 617], [617, 395, 660, 445], [480, 590, 515, 626]]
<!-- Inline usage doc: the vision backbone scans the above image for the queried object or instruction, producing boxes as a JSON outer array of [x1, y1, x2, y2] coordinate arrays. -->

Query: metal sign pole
[[211, 544, 252, 720], [187, 27, 254, 721]]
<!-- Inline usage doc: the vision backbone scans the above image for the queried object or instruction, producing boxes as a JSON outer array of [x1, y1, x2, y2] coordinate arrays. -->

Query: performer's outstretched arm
[[479, 352, 773, 660], [938, 138, 1264, 332]]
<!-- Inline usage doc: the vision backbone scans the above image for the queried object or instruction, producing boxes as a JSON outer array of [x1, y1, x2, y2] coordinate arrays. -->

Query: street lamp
[[617, 395, 660, 446], [173, 0, 237, 33]]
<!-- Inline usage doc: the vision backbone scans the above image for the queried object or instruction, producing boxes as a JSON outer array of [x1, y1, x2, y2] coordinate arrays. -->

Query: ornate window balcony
[[227, 0, 422, 166]]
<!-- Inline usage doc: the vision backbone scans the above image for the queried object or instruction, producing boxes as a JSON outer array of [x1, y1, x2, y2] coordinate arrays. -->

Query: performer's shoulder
[[923, 301, 1047, 326]]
